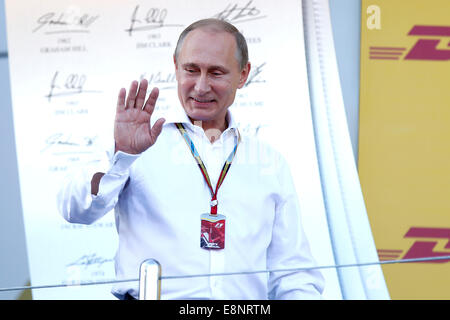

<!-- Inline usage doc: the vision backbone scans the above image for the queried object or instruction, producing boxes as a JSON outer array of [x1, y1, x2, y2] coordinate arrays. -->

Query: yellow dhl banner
[[358, 0, 450, 299]]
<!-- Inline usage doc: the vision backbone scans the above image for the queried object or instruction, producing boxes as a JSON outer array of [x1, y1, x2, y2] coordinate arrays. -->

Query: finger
[[143, 87, 159, 113], [135, 79, 148, 110], [116, 88, 126, 112], [125, 80, 138, 109], [150, 117, 166, 140]]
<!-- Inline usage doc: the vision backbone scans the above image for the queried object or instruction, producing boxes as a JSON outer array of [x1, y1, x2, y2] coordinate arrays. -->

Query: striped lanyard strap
[[175, 123, 239, 215]]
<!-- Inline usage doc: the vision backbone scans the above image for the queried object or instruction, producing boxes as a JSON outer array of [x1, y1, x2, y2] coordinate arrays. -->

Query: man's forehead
[[177, 28, 238, 65], [183, 28, 235, 46]]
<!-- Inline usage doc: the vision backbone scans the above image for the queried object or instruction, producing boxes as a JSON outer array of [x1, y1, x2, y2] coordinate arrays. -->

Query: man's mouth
[[191, 97, 215, 105]]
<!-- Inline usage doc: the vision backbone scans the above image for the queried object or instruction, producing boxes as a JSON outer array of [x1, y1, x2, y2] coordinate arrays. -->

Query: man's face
[[175, 28, 250, 126]]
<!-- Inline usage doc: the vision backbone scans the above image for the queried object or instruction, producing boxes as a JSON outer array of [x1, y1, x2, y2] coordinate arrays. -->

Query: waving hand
[[114, 79, 165, 154]]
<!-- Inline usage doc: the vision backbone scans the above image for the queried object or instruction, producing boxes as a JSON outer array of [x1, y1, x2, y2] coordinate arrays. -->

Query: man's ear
[[174, 55, 180, 82], [238, 62, 251, 89]]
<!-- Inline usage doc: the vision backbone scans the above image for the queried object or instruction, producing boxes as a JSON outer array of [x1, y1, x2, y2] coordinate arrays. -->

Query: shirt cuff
[[108, 151, 141, 176]]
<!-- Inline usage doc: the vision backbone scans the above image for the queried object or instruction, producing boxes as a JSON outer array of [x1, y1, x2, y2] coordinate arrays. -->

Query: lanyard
[[175, 123, 239, 215]]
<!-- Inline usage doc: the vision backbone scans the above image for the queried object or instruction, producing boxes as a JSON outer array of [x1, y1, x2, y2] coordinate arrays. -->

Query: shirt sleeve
[[57, 147, 140, 225], [266, 154, 325, 300]]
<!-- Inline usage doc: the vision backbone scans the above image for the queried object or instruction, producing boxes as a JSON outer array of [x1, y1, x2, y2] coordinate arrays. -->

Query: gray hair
[[174, 18, 249, 70]]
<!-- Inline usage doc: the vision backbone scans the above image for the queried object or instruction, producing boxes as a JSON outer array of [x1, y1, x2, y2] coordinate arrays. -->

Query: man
[[58, 18, 324, 300]]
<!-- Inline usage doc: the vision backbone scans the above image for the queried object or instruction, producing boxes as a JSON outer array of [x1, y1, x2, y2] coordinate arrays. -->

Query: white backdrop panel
[[5, 0, 340, 299]]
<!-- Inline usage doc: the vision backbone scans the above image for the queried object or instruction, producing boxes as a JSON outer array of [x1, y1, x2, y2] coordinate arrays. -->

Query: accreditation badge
[[200, 213, 226, 249]]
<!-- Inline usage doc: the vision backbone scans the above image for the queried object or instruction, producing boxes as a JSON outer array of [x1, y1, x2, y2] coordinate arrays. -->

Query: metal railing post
[[139, 258, 161, 300]]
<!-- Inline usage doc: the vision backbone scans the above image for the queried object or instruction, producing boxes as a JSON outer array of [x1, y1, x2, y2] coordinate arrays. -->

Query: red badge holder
[[200, 213, 226, 249]]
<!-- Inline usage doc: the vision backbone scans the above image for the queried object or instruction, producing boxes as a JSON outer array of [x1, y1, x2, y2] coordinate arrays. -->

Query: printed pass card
[[200, 213, 226, 249]]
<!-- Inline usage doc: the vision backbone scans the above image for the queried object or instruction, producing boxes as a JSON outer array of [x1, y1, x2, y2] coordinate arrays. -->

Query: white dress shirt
[[58, 107, 325, 300]]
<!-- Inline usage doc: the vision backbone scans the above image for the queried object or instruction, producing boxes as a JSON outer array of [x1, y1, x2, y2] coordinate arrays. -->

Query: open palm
[[114, 79, 165, 154]]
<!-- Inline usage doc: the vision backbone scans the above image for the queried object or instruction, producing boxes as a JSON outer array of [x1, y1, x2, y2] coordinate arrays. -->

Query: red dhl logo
[[377, 227, 450, 263], [369, 25, 450, 61]]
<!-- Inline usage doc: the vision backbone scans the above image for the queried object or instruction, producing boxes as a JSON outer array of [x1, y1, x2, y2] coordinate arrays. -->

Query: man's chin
[[182, 104, 227, 126], [185, 109, 214, 122]]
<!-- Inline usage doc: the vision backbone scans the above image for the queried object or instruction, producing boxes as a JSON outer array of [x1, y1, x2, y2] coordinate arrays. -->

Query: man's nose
[[194, 73, 211, 94]]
